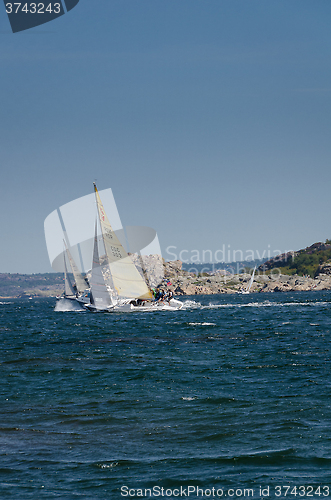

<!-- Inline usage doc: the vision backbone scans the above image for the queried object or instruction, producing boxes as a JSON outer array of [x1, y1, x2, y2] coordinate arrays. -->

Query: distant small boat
[[238, 266, 256, 295]]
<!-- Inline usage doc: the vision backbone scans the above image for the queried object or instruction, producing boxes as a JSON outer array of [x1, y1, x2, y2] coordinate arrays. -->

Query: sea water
[[1, 292, 331, 499]]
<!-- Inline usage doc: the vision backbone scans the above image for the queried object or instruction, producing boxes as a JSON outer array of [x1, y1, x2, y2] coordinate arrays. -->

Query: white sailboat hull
[[75, 294, 92, 306], [84, 297, 183, 313]]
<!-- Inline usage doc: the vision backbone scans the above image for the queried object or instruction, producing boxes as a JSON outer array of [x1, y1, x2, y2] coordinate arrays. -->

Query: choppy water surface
[[1, 292, 331, 499]]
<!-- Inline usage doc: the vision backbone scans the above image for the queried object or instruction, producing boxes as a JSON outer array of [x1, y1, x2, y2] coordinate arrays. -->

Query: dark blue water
[[1, 292, 331, 499]]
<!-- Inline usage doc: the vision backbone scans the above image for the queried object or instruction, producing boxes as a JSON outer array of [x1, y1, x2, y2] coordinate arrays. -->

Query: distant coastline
[[0, 273, 64, 298], [2, 271, 331, 298], [2, 241, 331, 298], [2, 263, 331, 299]]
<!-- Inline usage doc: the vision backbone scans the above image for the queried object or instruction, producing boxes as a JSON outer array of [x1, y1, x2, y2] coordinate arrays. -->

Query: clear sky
[[1, 0, 331, 273]]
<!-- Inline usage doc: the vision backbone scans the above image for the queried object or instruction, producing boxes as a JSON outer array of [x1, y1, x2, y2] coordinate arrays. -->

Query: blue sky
[[1, 1, 331, 273]]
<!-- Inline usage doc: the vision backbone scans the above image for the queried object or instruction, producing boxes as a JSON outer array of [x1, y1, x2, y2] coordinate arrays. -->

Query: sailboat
[[83, 220, 115, 311], [62, 251, 77, 300], [78, 183, 183, 312], [238, 266, 256, 295], [57, 240, 90, 303], [57, 241, 90, 305], [63, 240, 89, 297]]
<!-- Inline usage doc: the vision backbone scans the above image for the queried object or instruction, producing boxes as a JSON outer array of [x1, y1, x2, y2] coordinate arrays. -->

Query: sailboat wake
[[55, 298, 86, 312], [180, 299, 202, 309]]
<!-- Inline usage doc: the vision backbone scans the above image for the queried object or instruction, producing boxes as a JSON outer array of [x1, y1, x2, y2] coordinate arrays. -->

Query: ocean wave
[[188, 322, 216, 326], [90, 448, 331, 467]]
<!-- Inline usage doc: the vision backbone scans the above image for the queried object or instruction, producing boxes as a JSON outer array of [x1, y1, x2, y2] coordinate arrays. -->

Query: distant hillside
[[0, 273, 64, 298], [181, 258, 266, 274], [258, 240, 331, 277]]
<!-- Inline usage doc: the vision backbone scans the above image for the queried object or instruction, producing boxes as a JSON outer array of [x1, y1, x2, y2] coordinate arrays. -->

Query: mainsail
[[64, 241, 87, 294], [64, 253, 76, 297], [89, 221, 113, 310], [93, 183, 153, 300]]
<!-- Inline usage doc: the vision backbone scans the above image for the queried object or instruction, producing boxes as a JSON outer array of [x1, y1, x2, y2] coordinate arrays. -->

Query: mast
[[93, 183, 153, 300]]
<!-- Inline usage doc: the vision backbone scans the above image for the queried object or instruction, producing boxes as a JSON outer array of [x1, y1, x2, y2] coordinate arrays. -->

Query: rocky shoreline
[[2, 259, 331, 298], [161, 260, 331, 295]]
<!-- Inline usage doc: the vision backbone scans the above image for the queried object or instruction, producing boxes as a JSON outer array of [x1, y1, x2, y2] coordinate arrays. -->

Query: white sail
[[246, 266, 256, 293], [89, 221, 113, 310], [64, 253, 76, 297], [64, 241, 87, 294], [94, 183, 153, 300]]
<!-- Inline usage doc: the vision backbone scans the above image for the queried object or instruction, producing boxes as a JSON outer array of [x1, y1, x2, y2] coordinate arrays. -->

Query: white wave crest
[[188, 322, 216, 326], [98, 462, 118, 469]]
